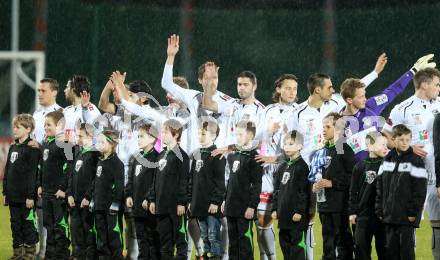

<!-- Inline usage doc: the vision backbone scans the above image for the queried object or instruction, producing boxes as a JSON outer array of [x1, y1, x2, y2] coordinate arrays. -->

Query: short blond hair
[[13, 114, 35, 131]]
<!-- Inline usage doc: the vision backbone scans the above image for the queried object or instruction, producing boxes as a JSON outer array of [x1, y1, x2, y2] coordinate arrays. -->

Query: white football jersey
[[63, 103, 101, 143], [32, 103, 62, 143], [161, 64, 233, 151], [287, 97, 344, 165]]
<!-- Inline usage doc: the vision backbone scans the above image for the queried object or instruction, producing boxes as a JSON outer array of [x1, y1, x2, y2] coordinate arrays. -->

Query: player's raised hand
[[80, 91, 91, 108], [110, 71, 126, 88], [412, 54, 436, 72], [167, 34, 180, 57], [374, 53, 388, 74]]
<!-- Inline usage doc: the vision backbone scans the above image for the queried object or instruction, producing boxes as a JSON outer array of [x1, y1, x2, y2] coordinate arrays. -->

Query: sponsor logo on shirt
[[10, 152, 18, 163]]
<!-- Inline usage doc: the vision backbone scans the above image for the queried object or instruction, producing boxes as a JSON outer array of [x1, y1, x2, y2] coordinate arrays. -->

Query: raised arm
[[98, 80, 117, 114], [361, 53, 387, 87], [161, 34, 198, 105], [366, 54, 436, 115]]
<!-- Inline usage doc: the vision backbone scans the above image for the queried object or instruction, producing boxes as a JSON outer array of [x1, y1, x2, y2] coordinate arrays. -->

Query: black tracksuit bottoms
[[226, 216, 254, 260], [42, 196, 70, 259], [95, 210, 124, 259], [135, 215, 161, 260], [9, 202, 39, 248], [70, 205, 96, 259], [156, 213, 188, 260], [385, 224, 415, 260], [279, 228, 307, 260], [319, 212, 354, 260], [354, 216, 386, 260]]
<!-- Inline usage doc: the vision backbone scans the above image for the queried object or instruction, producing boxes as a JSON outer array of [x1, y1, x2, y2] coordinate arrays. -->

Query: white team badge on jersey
[[96, 166, 102, 177], [75, 160, 83, 172], [135, 165, 142, 176], [365, 171, 377, 184], [159, 159, 167, 171], [43, 149, 49, 161], [281, 172, 291, 185], [10, 152, 18, 163], [195, 160, 203, 172], [232, 161, 240, 173]]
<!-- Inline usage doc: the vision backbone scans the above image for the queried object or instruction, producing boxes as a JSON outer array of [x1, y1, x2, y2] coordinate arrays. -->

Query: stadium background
[[0, 0, 438, 258]]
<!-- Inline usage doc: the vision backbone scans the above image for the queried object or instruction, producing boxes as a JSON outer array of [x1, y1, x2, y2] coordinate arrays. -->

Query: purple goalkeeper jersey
[[341, 70, 414, 162]]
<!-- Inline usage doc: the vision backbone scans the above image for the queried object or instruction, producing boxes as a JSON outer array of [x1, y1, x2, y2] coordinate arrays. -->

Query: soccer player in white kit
[[388, 66, 440, 259], [258, 74, 300, 260], [32, 78, 62, 260], [63, 75, 101, 144]]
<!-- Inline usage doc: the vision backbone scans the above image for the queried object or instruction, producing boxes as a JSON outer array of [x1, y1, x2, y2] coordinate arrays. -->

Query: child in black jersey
[[67, 123, 99, 259], [148, 119, 190, 260], [272, 131, 310, 260], [37, 110, 71, 260], [189, 119, 226, 260], [348, 132, 389, 260], [93, 130, 125, 259], [222, 120, 263, 260], [125, 123, 160, 259], [3, 114, 40, 259]]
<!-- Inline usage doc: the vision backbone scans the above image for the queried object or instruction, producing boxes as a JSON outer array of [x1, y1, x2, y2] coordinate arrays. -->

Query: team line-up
[[4, 34, 440, 260]]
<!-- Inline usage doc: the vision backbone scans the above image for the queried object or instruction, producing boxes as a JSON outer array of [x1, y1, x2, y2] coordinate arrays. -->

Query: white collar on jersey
[[413, 95, 436, 106], [39, 103, 61, 112]]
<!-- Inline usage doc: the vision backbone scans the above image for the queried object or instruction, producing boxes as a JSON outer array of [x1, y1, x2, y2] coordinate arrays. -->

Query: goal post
[[0, 50, 46, 115]]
